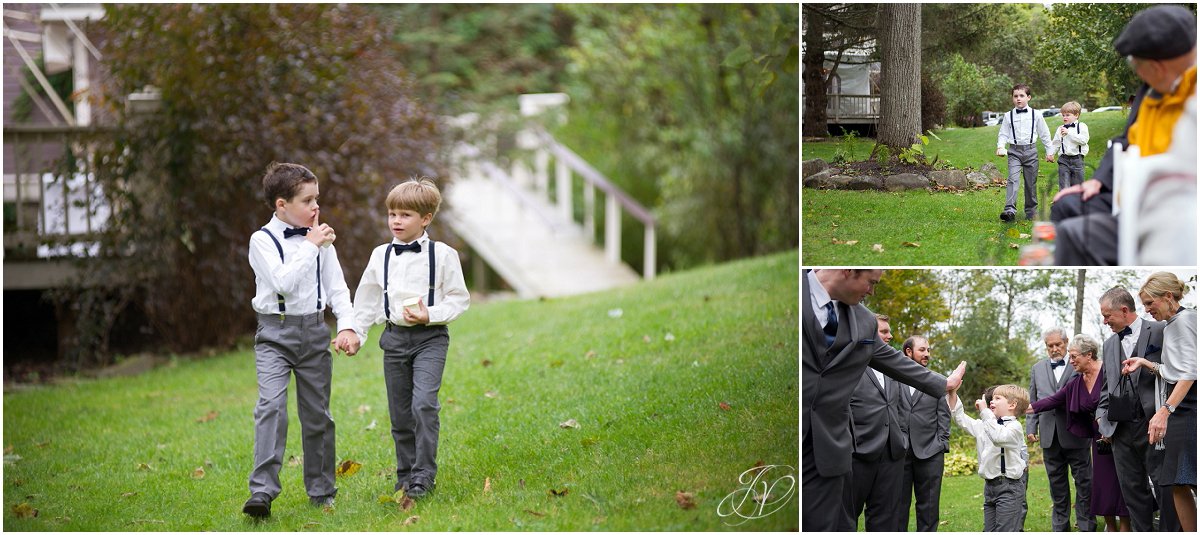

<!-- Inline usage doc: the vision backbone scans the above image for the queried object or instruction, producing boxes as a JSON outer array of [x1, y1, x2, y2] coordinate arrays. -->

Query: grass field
[[3, 251, 799, 531], [802, 109, 1131, 265]]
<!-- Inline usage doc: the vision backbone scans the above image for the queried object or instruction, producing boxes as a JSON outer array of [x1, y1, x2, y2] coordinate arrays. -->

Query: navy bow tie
[[1118, 326, 1133, 339], [393, 242, 421, 255], [1064, 123, 1076, 129], [283, 226, 310, 238], [1015, 108, 1029, 114], [996, 417, 1006, 425], [1050, 359, 1066, 368]]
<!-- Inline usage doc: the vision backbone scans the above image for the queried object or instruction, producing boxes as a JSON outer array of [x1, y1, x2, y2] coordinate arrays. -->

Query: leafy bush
[[943, 451, 980, 477], [56, 5, 441, 366]]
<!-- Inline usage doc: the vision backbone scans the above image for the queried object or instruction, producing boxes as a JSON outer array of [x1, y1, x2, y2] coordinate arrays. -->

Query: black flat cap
[[1114, 5, 1197, 60]]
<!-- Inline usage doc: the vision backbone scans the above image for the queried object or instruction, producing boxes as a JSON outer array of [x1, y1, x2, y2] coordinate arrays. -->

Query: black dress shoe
[[243, 492, 272, 518], [310, 494, 335, 508], [407, 483, 432, 499], [1000, 210, 1016, 222]]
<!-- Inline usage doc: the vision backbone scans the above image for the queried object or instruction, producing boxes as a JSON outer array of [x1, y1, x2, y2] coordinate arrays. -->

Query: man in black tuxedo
[[802, 269, 966, 531]]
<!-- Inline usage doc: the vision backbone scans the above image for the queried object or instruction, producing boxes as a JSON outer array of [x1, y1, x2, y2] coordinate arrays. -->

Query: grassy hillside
[[802, 110, 1130, 265], [3, 251, 799, 531]]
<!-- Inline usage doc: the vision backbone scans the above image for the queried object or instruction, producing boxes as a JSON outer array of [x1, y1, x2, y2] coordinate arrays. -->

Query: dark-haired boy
[[242, 162, 359, 517], [995, 83, 1053, 222]]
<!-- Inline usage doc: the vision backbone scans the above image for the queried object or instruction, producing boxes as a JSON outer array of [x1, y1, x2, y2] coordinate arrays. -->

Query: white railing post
[[643, 225, 656, 280], [583, 180, 595, 242], [534, 148, 549, 197], [556, 156, 571, 223], [604, 194, 620, 264]]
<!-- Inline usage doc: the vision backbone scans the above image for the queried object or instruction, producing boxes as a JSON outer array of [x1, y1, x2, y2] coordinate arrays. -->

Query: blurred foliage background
[[48, 4, 797, 367]]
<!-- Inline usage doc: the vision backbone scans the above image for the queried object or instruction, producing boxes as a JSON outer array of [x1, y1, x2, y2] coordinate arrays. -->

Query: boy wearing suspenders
[[349, 178, 470, 499], [244, 162, 358, 517], [995, 83, 1053, 222]]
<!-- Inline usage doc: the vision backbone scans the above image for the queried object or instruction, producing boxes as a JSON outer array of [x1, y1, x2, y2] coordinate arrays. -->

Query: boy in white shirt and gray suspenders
[[995, 83, 1053, 222], [243, 162, 359, 517], [349, 179, 470, 499], [1046, 101, 1090, 192]]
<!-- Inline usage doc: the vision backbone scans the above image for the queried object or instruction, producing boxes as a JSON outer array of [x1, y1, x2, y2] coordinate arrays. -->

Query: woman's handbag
[[1107, 373, 1142, 422]]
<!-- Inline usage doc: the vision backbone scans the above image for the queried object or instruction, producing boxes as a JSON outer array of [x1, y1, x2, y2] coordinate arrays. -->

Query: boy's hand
[[1045, 154, 1055, 163], [995, 148, 1006, 157], [306, 209, 336, 248], [1058, 126, 1068, 137], [1027, 433, 1039, 443], [332, 329, 360, 356], [975, 398, 987, 412], [402, 300, 430, 325]]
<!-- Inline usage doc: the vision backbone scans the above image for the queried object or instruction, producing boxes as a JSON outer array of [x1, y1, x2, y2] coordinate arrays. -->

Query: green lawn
[[802, 110, 1130, 265], [858, 462, 1100, 531], [3, 251, 799, 531]]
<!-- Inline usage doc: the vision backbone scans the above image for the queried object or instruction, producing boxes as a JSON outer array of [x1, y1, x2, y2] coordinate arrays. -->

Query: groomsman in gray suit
[[1094, 287, 1179, 531], [1027, 327, 1094, 532], [844, 316, 908, 530], [897, 335, 951, 531], [802, 269, 966, 531]]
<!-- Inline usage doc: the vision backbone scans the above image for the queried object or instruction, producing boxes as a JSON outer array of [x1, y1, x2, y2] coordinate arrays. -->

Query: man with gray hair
[[1095, 287, 1178, 531], [1028, 327, 1094, 531]]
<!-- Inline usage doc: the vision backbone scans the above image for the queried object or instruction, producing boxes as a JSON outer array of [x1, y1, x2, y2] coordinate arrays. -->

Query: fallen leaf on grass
[[35, 441, 50, 448], [288, 455, 303, 467], [607, 308, 623, 318], [4, 454, 22, 465], [830, 238, 859, 246], [664, 333, 675, 342], [402, 515, 419, 525], [196, 410, 219, 423], [549, 360, 564, 368], [481, 359, 493, 367], [642, 335, 651, 343], [584, 350, 596, 359], [675, 491, 696, 509], [301, 521, 321, 529], [365, 419, 377, 430], [336, 460, 362, 477], [12, 502, 37, 518], [559, 419, 580, 430], [399, 495, 415, 511], [121, 492, 138, 498], [136, 463, 153, 471], [191, 467, 206, 479], [872, 243, 884, 253], [355, 404, 371, 415], [484, 390, 498, 398], [1009, 243, 1020, 249], [525, 509, 546, 517], [549, 487, 570, 497], [901, 241, 920, 248], [939, 520, 949, 526], [1019, 233, 1031, 239], [718, 402, 732, 411], [1005, 227, 1021, 238], [483, 477, 492, 493], [520, 479, 525, 488], [4, 444, 12, 454], [580, 437, 599, 447]]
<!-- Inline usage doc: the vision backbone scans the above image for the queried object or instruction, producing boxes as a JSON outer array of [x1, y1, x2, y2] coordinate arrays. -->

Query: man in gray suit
[[1095, 287, 1179, 531], [1027, 327, 1094, 532], [846, 365, 909, 530], [803, 269, 966, 531], [897, 335, 951, 532]]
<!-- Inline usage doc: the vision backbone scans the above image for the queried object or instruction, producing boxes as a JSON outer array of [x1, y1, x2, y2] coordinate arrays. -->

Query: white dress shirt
[[1120, 316, 1144, 359], [1051, 358, 1067, 383], [997, 106, 1053, 151], [1048, 121, 1090, 157], [951, 399, 1027, 480], [351, 232, 470, 345], [248, 214, 354, 333], [807, 270, 837, 329]]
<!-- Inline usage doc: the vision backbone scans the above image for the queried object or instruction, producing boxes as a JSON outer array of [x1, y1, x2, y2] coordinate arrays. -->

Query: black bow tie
[[997, 417, 1006, 425], [1050, 359, 1066, 368], [1118, 326, 1133, 339], [1015, 108, 1029, 114], [283, 227, 310, 238], [1064, 123, 1076, 129], [392, 242, 421, 255]]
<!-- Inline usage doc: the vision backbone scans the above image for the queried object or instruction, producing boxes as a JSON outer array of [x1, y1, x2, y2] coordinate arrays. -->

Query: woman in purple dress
[[1027, 333, 1130, 531]]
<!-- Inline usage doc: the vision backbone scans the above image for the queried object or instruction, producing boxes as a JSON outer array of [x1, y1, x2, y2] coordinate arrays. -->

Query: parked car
[[982, 111, 1003, 126], [1041, 107, 1061, 118], [1091, 105, 1123, 113]]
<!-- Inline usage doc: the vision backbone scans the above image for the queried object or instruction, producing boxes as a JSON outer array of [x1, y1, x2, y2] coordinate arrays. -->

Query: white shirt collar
[[392, 232, 429, 247], [807, 270, 834, 310]]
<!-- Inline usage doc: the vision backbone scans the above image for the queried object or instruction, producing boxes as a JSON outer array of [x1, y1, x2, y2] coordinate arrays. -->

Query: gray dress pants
[[380, 324, 450, 490], [249, 312, 336, 499], [1006, 144, 1040, 217], [983, 475, 1027, 531]]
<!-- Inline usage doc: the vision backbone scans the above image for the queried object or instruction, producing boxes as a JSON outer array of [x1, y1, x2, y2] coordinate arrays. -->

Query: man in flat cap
[[1052, 4, 1196, 265]]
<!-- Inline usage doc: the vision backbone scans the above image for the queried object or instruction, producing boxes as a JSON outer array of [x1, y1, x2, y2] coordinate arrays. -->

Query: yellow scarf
[[1128, 65, 1197, 156]]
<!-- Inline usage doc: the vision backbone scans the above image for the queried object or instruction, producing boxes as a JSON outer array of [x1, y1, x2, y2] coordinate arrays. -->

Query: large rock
[[843, 175, 882, 190], [980, 161, 1003, 181], [802, 158, 829, 179], [802, 168, 838, 189], [965, 171, 991, 187], [883, 173, 929, 191], [929, 170, 968, 189]]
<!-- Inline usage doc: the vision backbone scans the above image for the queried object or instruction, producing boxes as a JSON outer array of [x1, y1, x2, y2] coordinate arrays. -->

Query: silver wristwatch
[[1163, 402, 1177, 414]]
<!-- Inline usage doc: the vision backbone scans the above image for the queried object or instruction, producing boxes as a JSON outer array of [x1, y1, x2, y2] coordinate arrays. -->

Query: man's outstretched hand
[[946, 361, 967, 393]]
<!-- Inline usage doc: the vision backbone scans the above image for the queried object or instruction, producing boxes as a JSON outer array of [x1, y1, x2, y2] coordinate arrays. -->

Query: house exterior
[[823, 49, 880, 126]]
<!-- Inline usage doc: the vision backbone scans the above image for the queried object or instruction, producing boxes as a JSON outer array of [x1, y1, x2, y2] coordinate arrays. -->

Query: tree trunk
[[802, 8, 829, 137], [1074, 269, 1086, 336], [877, 3, 921, 148]]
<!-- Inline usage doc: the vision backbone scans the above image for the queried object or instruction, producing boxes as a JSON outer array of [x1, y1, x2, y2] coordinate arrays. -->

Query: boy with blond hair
[[948, 383, 1030, 531], [349, 178, 470, 499], [1046, 101, 1091, 192]]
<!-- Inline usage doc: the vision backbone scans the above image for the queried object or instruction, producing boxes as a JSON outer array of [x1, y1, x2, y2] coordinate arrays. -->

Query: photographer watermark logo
[[716, 464, 796, 525]]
